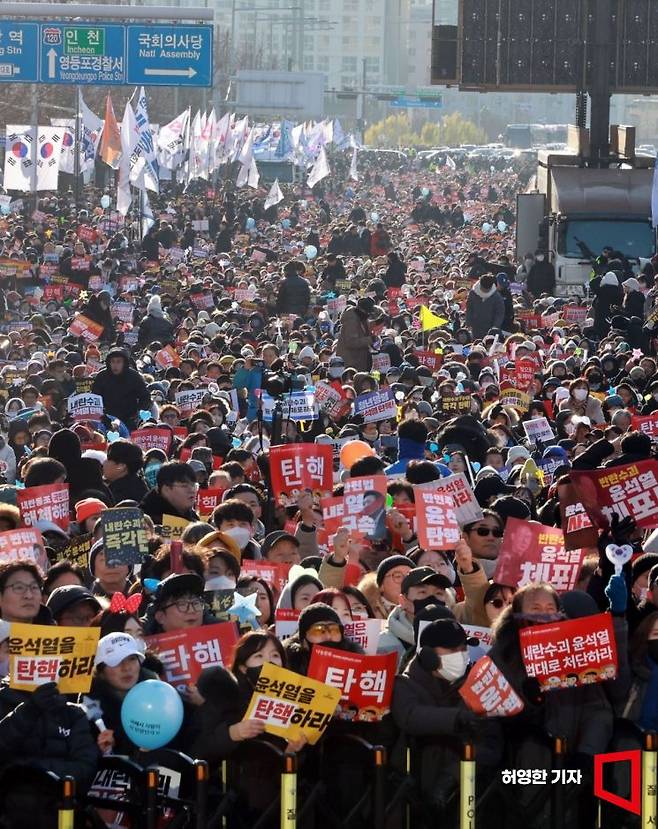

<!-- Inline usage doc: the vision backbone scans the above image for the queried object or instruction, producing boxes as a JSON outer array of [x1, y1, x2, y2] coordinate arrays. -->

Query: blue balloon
[[245, 217, 256, 230], [304, 244, 317, 261], [121, 680, 184, 750], [0, 205, 10, 216], [281, 218, 291, 229]]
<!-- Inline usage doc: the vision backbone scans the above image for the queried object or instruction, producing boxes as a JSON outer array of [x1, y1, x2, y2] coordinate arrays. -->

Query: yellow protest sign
[[9, 623, 100, 694], [242, 662, 341, 745], [162, 514, 191, 540]]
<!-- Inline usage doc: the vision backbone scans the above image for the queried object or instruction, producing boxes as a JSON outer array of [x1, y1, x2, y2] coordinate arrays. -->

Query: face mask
[[245, 666, 262, 685], [573, 388, 588, 401], [437, 650, 469, 682], [144, 463, 161, 489], [647, 641, 658, 663], [223, 526, 252, 550]]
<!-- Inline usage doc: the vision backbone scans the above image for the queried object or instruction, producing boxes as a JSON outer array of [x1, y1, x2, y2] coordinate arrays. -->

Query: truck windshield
[[561, 219, 655, 260]]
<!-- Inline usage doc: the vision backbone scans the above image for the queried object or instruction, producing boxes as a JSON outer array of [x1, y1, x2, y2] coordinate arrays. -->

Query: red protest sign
[[18, 483, 69, 531], [515, 358, 536, 392], [130, 428, 173, 455], [307, 646, 396, 722], [144, 622, 239, 691], [179, 447, 222, 470], [240, 560, 291, 594], [196, 487, 226, 517], [631, 413, 658, 438], [414, 350, 443, 372], [519, 613, 617, 691], [0, 528, 48, 571], [321, 476, 388, 542], [562, 305, 588, 325], [570, 460, 658, 530], [557, 480, 599, 551], [69, 314, 104, 343], [414, 488, 460, 550], [494, 518, 587, 592], [269, 444, 333, 505], [155, 345, 181, 369], [459, 656, 524, 717]]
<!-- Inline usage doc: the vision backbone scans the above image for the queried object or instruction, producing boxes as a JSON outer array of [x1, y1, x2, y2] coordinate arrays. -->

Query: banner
[[523, 417, 555, 446], [354, 389, 398, 423], [260, 390, 318, 422], [416, 473, 482, 526], [9, 623, 99, 693], [67, 392, 104, 421], [414, 350, 443, 372], [414, 487, 460, 550], [519, 613, 617, 691], [321, 475, 388, 542], [59, 533, 93, 569], [69, 314, 104, 342], [144, 622, 239, 691], [557, 479, 599, 551], [269, 443, 333, 505], [243, 662, 340, 745], [240, 560, 291, 594], [161, 514, 190, 539], [101, 507, 148, 566], [459, 656, 524, 717], [494, 518, 586, 592], [343, 618, 383, 655], [570, 459, 658, 530], [274, 608, 300, 640], [130, 428, 172, 454], [307, 646, 396, 722], [372, 353, 391, 374], [0, 528, 48, 571], [438, 394, 472, 416], [18, 483, 69, 530]]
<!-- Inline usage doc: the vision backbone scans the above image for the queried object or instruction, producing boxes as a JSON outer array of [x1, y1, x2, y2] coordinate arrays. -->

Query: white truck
[[516, 135, 657, 296]]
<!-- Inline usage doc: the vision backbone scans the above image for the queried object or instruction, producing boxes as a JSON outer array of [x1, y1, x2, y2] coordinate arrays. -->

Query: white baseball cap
[[96, 632, 145, 668]]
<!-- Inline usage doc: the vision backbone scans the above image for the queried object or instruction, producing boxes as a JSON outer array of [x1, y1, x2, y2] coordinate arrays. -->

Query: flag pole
[[74, 87, 81, 210]]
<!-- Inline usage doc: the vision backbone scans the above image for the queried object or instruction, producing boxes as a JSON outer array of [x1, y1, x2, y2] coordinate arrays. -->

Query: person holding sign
[[284, 602, 364, 676], [392, 619, 502, 816], [0, 562, 50, 625], [91, 347, 151, 431]]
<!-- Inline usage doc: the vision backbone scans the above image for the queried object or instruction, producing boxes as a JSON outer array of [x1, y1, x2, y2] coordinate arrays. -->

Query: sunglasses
[[307, 623, 341, 637], [471, 527, 504, 538], [487, 597, 507, 608]]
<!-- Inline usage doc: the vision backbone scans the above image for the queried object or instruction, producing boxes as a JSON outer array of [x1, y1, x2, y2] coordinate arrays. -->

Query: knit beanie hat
[[631, 553, 658, 585], [88, 538, 104, 577], [75, 497, 107, 526], [298, 602, 342, 641], [376, 555, 414, 587]]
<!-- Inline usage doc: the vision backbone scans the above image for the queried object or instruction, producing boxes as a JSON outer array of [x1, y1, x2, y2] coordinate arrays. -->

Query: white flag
[[187, 110, 203, 182], [307, 146, 330, 188], [79, 91, 104, 173], [117, 102, 140, 215], [446, 155, 456, 170], [56, 122, 76, 175], [349, 147, 359, 181], [3, 126, 36, 191], [157, 107, 190, 170], [264, 178, 284, 210], [238, 127, 254, 167], [130, 87, 159, 192], [236, 161, 249, 188], [214, 112, 231, 165], [36, 128, 62, 191], [247, 157, 259, 189], [141, 191, 155, 238]]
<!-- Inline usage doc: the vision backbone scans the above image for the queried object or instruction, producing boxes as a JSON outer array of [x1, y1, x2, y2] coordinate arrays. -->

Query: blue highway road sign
[[127, 25, 213, 87], [40, 22, 126, 84], [390, 96, 443, 109], [0, 22, 39, 83]]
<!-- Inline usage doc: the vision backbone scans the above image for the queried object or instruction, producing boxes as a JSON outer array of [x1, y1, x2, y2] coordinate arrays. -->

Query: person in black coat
[[275, 263, 311, 317], [81, 291, 116, 344], [141, 224, 161, 261], [320, 254, 347, 289], [283, 602, 364, 676], [137, 294, 175, 347], [0, 682, 97, 790], [91, 347, 151, 430], [591, 272, 624, 336], [215, 221, 232, 254], [384, 251, 407, 288], [526, 254, 556, 297], [48, 429, 113, 506], [103, 439, 149, 504], [622, 277, 646, 320], [496, 273, 515, 331]]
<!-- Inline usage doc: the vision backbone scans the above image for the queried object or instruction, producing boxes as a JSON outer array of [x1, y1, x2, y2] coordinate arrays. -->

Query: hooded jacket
[[0, 437, 17, 484], [140, 486, 199, 526], [137, 296, 175, 346], [336, 306, 373, 372], [465, 282, 505, 340], [91, 347, 151, 429], [48, 428, 112, 505], [276, 272, 311, 316]]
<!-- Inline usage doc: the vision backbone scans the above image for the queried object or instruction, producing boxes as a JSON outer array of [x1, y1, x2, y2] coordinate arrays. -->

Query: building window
[[365, 57, 380, 72], [304, 55, 315, 70], [342, 56, 357, 72], [316, 55, 330, 71]]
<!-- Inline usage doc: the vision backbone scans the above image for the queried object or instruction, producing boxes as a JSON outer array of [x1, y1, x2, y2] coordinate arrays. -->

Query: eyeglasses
[[384, 570, 408, 582], [163, 599, 204, 613], [471, 527, 504, 538], [307, 623, 341, 637], [4, 582, 42, 596]]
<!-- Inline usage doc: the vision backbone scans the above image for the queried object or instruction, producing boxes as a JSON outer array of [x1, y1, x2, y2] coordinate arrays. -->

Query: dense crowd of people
[[0, 147, 657, 828]]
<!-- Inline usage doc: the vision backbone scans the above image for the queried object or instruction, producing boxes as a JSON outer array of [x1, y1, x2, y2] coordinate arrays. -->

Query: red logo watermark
[[594, 750, 641, 816]]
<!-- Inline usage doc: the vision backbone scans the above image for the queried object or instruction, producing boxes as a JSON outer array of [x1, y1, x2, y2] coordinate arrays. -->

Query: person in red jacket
[[370, 223, 391, 258]]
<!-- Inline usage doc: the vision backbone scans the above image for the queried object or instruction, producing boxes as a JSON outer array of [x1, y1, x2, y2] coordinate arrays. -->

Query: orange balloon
[[340, 440, 375, 469]]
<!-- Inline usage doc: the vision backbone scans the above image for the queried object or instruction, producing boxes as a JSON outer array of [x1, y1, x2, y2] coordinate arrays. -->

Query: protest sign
[[112, 301, 134, 323], [101, 508, 148, 567], [438, 394, 472, 415], [9, 623, 100, 693], [631, 413, 658, 439], [203, 589, 235, 622], [74, 377, 93, 396], [161, 514, 191, 539], [414, 487, 460, 550], [69, 314, 104, 342], [343, 619, 383, 655], [519, 613, 617, 691], [260, 390, 318, 422], [538, 456, 568, 487], [196, 487, 226, 517], [269, 443, 333, 504], [155, 345, 182, 369], [0, 528, 48, 571], [18, 483, 69, 531], [463, 625, 493, 654], [243, 662, 341, 745], [494, 518, 586, 592], [60, 533, 93, 569], [67, 392, 104, 421], [372, 353, 391, 374], [523, 417, 555, 445], [144, 622, 239, 691], [308, 646, 397, 722], [175, 388, 208, 415], [414, 350, 443, 372], [562, 305, 588, 325], [274, 608, 300, 640], [499, 388, 531, 412], [416, 473, 482, 526], [314, 381, 351, 420], [459, 656, 524, 717], [515, 358, 536, 392], [321, 475, 388, 542], [557, 480, 599, 550], [570, 459, 658, 530], [130, 428, 173, 454], [354, 389, 398, 422], [240, 560, 291, 594], [326, 295, 347, 316]]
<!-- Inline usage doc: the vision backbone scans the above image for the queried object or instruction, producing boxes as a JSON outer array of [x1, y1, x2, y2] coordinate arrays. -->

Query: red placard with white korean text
[[69, 314, 103, 342], [414, 488, 460, 550], [196, 487, 226, 517], [269, 443, 333, 505], [570, 459, 658, 530], [144, 622, 239, 691], [0, 528, 48, 571], [130, 428, 173, 454], [307, 646, 396, 722], [519, 613, 617, 692], [631, 413, 658, 439], [459, 656, 524, 716], [414, 350, 442, 372], [18, 483, 69, 531], [240, 560, 291, 594], [494, 518, 587, 592], [557, 480, 599, 551]]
